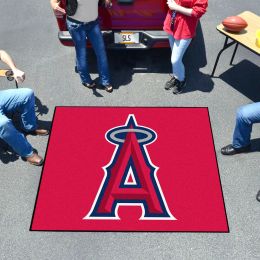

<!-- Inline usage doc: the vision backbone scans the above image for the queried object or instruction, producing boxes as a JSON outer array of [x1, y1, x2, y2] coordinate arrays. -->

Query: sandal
[[104, 84, 113, 93], [82, 82, 96, 89]]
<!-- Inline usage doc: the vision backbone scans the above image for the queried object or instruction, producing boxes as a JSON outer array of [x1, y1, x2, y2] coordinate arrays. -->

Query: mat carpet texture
[[31, 107, 228, 232]]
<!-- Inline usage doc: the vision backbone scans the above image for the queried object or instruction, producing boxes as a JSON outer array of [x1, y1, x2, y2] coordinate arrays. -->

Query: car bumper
[[58, 30, 170, 49]]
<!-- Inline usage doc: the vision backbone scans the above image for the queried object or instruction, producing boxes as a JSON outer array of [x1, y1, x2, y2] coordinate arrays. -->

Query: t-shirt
[[69, 0, 98, 23]]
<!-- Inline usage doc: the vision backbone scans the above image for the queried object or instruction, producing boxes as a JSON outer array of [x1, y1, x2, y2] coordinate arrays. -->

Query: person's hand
[[104, 0, 112, 8], [167, 0, 179, 11], [50, 0, 66, 15], [12, 68, 25, 84]]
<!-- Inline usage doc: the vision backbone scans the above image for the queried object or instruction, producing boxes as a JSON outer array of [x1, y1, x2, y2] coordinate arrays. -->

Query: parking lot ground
[[0, 1, 260, 259]]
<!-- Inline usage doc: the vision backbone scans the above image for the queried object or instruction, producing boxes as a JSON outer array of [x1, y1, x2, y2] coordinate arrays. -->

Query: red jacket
[[163, 0, 208, 40]]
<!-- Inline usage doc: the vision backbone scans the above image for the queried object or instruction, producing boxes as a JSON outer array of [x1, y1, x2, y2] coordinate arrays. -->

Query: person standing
[[0, 50, 48, 166], [163, 0, 208, 94], [50, 0, 113, 93]]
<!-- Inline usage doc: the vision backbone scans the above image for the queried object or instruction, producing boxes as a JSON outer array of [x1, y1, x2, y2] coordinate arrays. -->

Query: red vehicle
[[55, 0, 169, 49]]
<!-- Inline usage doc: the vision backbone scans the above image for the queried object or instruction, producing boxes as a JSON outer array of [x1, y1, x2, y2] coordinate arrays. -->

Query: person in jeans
[[221, 103, 260, 203], [50, 0, 113, 93], [163, 0, 208, 94], [221, 102, 260, 155], [0, 50, 48, 166]]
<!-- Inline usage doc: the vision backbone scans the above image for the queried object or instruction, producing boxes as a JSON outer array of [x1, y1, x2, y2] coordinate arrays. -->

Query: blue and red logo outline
[[84, 114, 176, 221]]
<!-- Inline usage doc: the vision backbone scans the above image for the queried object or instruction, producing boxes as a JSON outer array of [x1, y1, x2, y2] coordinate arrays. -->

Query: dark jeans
[[67, 18, 110, 86]]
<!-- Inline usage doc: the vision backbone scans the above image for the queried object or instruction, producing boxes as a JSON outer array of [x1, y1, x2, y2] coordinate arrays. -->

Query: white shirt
[[69, 0, 99, 23]]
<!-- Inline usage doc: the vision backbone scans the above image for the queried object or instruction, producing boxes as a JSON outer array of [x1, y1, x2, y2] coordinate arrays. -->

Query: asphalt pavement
[[0, 0, 260, 259]]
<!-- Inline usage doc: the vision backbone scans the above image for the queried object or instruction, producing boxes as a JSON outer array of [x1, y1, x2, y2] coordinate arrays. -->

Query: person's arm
[[104, 0, 112, 8], [167, 0, 193, 16], [50, 0, 66, 14], [167, 0, 208, 18], [0, 50, 25, 83]]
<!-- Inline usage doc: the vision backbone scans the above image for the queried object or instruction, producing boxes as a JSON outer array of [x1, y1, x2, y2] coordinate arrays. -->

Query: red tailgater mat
[[30, 107, 229, 232]]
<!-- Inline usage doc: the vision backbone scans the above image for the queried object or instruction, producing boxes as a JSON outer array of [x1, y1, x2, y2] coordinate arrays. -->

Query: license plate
[[114, 32, 139, 44]]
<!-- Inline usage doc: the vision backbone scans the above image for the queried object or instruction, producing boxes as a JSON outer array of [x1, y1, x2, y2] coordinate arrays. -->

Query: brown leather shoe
[[25, 153, 44, 166], [29, 129, 49, 136]]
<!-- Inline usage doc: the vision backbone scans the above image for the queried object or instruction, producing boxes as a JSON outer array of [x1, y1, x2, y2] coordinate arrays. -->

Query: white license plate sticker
[[114, 32, 140, 44]]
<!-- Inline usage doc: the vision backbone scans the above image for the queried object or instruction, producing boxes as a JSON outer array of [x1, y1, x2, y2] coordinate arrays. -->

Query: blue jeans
[[67, 18, 110, 86], [232, 102, 260, 148], [168, 35, 192, 82], [0, 88, 37, 157]]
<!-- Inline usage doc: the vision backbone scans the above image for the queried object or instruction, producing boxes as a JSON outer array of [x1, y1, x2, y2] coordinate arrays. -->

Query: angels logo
[[84, 114, 176, 220], [31, 107, 229, 231]]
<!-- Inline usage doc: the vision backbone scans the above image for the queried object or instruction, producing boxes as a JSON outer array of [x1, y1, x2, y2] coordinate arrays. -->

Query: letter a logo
[[84, 115, 176, 220]]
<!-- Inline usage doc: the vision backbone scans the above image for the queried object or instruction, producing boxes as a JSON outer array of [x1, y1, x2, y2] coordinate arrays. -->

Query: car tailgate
[[99, 0, 168, 30]]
